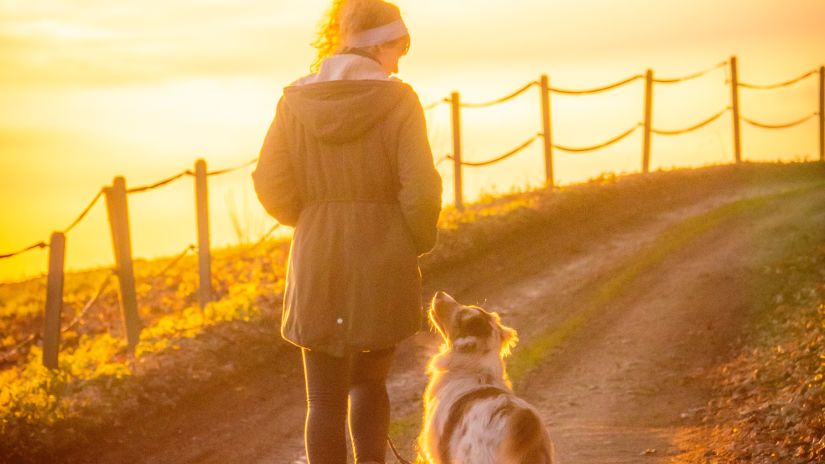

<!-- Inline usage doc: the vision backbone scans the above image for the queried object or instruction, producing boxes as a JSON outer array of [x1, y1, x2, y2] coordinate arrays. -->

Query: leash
[[387, 436, 415, 464]]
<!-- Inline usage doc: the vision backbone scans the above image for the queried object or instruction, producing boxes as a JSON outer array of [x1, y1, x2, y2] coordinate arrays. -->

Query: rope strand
[[62, 270, 116, 335], [1, 187, 105, 260], [127, 170, 191, 194], [741, 112, 819, 129], [550, 74, 643, 95], [434, 155, 451, 167], [0, 241, 48, 260], [247, 223, 282, 253], [423, 98, 449, 111], [128, 157, 259, 194], [205, 158, 258, 177], [652, 107, 731, 135], [554, 124, 641, 153], [0, 333, 38, 364], [460, 81, 538, 108], [0, 270, 115, 364], [738, 69, 817, 90], [448, 133, 542, 167], [63, 188, 105, 234], [150, 244, 197, 279], [653, 60, 728, 84]]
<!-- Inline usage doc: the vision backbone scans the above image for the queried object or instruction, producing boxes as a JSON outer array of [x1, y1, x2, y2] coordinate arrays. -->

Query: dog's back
[[499, 405, 555, 463], [439, 394, 554, 464]]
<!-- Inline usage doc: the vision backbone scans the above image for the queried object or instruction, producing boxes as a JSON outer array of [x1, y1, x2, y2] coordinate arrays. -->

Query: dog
[[417, 292, 555, 464]]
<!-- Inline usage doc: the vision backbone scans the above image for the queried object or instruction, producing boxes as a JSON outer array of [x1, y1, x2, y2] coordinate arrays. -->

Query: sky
[[0, 0, 823, 282]]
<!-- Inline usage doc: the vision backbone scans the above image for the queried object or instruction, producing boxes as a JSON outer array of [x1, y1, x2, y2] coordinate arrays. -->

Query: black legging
[[302, 347, 396, 464]]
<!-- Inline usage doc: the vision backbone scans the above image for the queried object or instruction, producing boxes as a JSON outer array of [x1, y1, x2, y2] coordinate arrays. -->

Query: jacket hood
[[283, 79, 410, 144]]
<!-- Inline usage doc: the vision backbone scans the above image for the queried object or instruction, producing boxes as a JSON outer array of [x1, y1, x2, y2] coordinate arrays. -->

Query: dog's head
[[429, 291, 518, 357]]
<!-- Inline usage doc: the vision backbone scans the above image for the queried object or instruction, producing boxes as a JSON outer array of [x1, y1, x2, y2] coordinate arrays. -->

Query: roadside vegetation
[[684, 244, 825, 463]]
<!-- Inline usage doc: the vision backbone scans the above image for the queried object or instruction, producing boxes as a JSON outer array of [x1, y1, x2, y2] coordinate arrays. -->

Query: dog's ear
[[431, 291, 458, 309], [430, 292, 459, 325], [499, 325, 519, 358], [490, 311, 519, 357]]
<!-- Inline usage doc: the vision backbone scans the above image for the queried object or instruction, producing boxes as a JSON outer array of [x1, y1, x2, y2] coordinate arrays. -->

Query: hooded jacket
[[252, 54, 443, 356]]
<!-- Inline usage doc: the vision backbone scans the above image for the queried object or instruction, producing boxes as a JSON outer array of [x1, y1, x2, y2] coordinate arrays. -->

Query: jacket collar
[[292, 54, 393, 86], [337, 48, 382, 64]]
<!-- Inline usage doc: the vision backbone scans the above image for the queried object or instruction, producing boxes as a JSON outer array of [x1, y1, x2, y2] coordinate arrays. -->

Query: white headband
[[345, 19, 409, 48]]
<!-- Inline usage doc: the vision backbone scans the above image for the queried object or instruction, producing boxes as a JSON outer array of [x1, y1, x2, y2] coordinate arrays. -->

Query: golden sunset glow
[[1, 0, 823, 282]]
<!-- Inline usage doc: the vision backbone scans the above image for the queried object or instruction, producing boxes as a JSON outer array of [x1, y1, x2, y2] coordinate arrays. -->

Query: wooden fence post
[[450, 91, 464, 210], [42, 232, 65, 369], [194, 159, 212, 308], [819, 65, 824, 162], [105, 176, 141, 351], [642, 69, 654, 173], [730, 56, 742, 163], [540, 74, 554, 187]]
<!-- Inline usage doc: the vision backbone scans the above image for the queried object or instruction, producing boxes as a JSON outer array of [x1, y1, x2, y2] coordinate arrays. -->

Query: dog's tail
[[500, 407, 555, 464]]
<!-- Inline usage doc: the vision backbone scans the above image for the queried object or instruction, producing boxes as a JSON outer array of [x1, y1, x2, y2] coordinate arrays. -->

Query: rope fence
[[63, 189, 105, 234], [0, 154, 275, 367], [434, 155, 451, 167], [653, 60, 727, 84], [148, 244, 197, 281], [125, 157, 258, 195], [247, 223, 282, 253], [0, 188, 106, 260], [459, 81, 538, 108], [554, 124, 642, 153], [0, 269, 115, 365], [2, 56, 823, 369], [738, 69, 818, 90], [127, 171, 191, 194], [741, 112, 820, 130], [448, 133, 542, 167], [652, 107, 731, 136], [0, 157, 261, 260], [0, 242, 49, 260], [549, 74, 642, 95], [61, 270, 116, 336], [423, 98, 448, 112], [205, 157, 258, 177], [422, 57, 824, 208], [0, 333, 39, 365]]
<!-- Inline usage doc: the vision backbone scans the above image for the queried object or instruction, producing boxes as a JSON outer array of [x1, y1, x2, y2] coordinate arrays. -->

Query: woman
[[251, 0, 442, 462]]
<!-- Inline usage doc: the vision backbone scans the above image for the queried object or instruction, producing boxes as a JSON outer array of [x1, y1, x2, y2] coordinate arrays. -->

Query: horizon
[[1, 0, 823, 282]]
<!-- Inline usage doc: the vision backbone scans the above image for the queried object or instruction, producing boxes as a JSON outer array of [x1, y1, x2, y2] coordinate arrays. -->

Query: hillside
[[1, 162, 823, 463]]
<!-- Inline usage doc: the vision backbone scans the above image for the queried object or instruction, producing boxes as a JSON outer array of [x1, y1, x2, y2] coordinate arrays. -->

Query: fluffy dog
[[418, 292, 555, 464]]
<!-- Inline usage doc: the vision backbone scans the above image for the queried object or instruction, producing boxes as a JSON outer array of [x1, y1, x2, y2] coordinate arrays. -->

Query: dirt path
[[522, 185, 825, 463], [69, 172, 825, 464]]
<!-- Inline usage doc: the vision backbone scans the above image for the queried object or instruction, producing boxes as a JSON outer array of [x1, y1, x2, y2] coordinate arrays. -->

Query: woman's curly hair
[[311, 0, 403, 72]]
